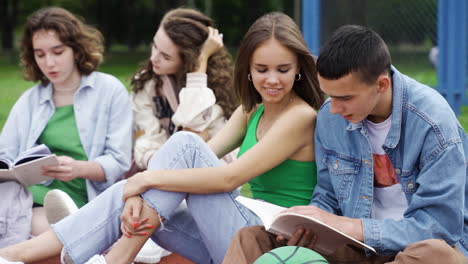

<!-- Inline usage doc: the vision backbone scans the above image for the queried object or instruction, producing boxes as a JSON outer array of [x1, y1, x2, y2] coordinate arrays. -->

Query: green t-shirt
[[238, 104, 317, 208], [28, 105, 88, 208]]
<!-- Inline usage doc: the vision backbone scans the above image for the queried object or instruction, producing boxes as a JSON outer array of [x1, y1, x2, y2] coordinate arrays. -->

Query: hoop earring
[[248, 73, 252, 81], [295, 73, 301, 81]]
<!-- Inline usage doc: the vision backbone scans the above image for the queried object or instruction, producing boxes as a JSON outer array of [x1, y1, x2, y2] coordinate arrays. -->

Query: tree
[[0, 0, 19, 51]]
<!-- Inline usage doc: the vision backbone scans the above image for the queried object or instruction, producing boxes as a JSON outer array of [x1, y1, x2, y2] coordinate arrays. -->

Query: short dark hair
[[20, 7, 104, 85], [317, 25, 391, 84]]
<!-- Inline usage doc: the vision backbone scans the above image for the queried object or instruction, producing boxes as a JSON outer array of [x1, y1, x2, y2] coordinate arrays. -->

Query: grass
[[0, 54, 30, 127], [0, 50, 466, 199], [0, 51, 148, 128], [1, 50, 467, 130], [0, 51, 260, 198]]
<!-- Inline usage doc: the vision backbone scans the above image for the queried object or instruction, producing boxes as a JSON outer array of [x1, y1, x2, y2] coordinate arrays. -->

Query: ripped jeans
[[52, 132, 262, 264]]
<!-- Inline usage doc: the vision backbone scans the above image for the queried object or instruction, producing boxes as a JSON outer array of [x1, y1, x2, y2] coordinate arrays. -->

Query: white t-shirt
[[364, 116, 408, 220]]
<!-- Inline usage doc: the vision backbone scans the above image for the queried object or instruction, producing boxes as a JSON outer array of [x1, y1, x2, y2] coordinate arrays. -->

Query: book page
[[235, 196, 286, 228], [0, 157, 12, 169], [14, 144, 52, 165], [269, 213, 376, 254], [0, 158, 15, 183], [14, 155, 58, 186]]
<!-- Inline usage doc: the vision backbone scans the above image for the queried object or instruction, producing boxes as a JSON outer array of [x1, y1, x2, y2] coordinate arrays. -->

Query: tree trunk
[[205, 0, 212, 17], [0, 0, 17, 51], [294, 0, 301, 27]]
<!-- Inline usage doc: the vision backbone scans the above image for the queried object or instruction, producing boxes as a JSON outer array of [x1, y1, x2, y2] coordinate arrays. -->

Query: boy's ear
[[377, 74, 391, 93]]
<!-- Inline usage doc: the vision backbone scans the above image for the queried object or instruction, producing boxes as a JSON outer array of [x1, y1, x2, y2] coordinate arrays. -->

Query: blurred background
[[0, 0, 450, 129]]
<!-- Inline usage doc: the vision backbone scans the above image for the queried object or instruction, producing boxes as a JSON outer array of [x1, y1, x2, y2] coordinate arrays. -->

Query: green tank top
[[28, 105, 88, 208], [238, 104, 317, 208]]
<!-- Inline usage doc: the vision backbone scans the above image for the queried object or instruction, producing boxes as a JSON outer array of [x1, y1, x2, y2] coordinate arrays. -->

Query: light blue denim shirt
[[312, 66, 468, 257], [0, 72, 132, 199]]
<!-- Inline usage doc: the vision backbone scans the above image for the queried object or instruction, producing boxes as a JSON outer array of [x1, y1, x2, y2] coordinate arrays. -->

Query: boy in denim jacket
[[223, 25, 468, 264]]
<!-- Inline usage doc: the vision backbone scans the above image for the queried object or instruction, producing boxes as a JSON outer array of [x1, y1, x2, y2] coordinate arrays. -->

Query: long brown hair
[[131, 8, 236, 118], [234, 12, 324, 112], [20, 7, 104, 85]]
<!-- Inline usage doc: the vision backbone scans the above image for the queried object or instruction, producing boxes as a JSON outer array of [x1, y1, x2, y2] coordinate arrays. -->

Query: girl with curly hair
[[130, 8, 236, 171], [0, 11, 325, 264], [0, 6, 131, 246]]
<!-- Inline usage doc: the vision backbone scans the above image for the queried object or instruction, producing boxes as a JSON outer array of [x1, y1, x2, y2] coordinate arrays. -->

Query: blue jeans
[[52, 132, 262, 264]]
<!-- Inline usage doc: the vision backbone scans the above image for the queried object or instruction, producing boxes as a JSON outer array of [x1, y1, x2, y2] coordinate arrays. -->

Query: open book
[[0, 144, 58, 187], [236, 196, 376, 255]]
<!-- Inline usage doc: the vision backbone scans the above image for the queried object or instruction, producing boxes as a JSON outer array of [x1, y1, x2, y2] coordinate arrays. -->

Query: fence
[[302, 0, 468, 116]]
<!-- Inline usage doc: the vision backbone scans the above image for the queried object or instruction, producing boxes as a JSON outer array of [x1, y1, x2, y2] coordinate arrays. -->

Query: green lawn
[[1, 51, 467, 131], [1, 51, 466, 199], [0, 51, 148, 128]]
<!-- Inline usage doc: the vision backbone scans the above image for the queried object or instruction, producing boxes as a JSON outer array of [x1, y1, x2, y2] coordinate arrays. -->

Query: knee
[[235, 226, 268, 241], [140, 199, 160, 218], [105, 180, 126, 196], [169, 131, 204, 146], [406, 239, 451, 252], [402, 239, 459, 262], [147, 131, 204, 168]]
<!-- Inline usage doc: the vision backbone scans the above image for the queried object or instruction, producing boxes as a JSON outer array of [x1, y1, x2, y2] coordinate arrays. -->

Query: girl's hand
[[197, 27, 224, 72], [42, 156, 77, 181], [200, 27, 224, 59], [120, 196, 154, 237], [123, 172, 149, 201]]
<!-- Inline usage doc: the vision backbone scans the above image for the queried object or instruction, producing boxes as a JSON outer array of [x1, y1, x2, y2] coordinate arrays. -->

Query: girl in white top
[[131, 8, 237, 170], [128, 8, 237, 262]]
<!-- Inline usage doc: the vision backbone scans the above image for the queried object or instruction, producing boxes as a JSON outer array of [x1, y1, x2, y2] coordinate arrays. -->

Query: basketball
[[254, 246, 329, 264]]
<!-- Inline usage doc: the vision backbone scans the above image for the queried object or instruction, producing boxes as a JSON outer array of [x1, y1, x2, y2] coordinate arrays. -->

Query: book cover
[[236, 196, 376, 255], [0, 144, 58, 187]]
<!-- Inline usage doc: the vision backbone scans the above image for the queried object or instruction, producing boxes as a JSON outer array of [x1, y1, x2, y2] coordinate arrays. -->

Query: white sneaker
[[0, 257, 23, 264], [44, 190, 79, 264], [134, 240, 171, 264], [84, 255, 106, 264], [44, 189, 79, 224], [60, 247, 75, 264]]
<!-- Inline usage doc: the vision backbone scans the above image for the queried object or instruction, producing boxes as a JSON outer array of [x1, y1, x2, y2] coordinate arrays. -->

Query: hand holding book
[[42, 155, 77, 182], [276, 222, 318, 250], [235, 196, 376, 255], [0, 144, 58, 186], [281, 205, 365, 242]]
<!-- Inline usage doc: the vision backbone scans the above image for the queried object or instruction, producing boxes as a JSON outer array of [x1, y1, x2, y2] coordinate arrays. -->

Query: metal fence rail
[[302, 0, 468, 116]]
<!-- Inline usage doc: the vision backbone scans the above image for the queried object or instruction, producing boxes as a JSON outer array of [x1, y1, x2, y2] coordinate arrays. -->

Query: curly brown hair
[[131, 8, 236, 118], [20, 7, 104, 85], [234, 12, 325, 112]]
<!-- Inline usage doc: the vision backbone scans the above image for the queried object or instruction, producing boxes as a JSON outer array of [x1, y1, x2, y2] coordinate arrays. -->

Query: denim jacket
[[312, 66, 468, 257], [0, 72, 132, 199]]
